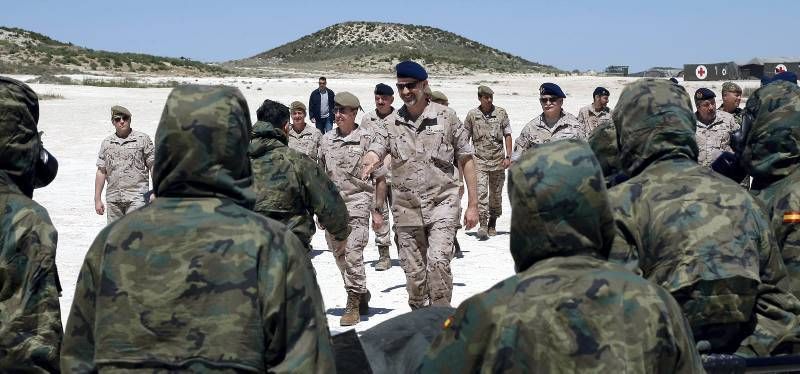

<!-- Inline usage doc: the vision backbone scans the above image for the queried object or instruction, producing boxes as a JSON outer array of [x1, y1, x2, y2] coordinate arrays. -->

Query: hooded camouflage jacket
[[249, 120, 350, 248], [61, 85, 335, 373], [744, 80, 800, 299], [609, 79, 800, 356], [0, 77, 62, 373], [587, 119, 624, 187], [420, 140, 703, 373]]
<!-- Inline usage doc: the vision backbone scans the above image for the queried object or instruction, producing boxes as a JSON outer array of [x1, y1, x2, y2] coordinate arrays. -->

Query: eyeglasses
[[539, 97, 560, 104], [112, 116, 129, 122], [395, 81, 420, 91], [334, 106, 355, 114]]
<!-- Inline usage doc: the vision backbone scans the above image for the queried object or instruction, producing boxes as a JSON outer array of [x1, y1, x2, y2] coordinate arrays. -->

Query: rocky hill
[[231, 22, 559, 75], [0, 26, 228, 76]]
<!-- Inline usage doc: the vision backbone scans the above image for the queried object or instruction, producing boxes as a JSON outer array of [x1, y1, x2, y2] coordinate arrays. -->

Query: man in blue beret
[[694, 87, 739, 167], [362, 60, 480, 309], [511, 82, 584, 161], [577, 86, 612, 135], [360, 83, 397, 271]]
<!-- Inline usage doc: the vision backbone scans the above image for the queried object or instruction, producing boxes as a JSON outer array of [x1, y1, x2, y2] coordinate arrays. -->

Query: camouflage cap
[[290, 101, 307, 113], [111, 105, 131, 118], [478, 85, 494, 97], [721, 82, 742, 94], [508, 139, 614, 273], [0, 76, 41, 197], [613, 78, 698, 177], [430, 90, 448, 103], [742, 80, 800, 180], [334, 91, 361, 110]]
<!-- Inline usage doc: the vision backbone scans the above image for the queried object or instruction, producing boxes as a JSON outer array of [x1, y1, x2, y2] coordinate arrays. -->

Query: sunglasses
[[539, 97, 560, 104], [334, 106, 355, 114], [112, 116, 129, 122], [395, 81, 420, 91]]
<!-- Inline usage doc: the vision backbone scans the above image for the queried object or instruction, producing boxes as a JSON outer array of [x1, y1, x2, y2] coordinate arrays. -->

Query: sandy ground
[[9, 73, 759, 335]]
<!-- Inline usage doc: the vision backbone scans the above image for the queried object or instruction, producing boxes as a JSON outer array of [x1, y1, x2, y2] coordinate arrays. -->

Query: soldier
[[419, 140, 704, 373], [0, 77, 62, 372], [286, 101, 321, 162], [94, 105, 154, 223], [587, 120, 625, 188], [362, 60, 479, 309], [430, 90, 449, 106], [360, 83, 396, 270], [609, 78, 800, 356], [577, 86, 612, 135], [61, 85, 335, 372], [511, 82, 583, 161], [694, 87, 739, 167], [319, 92, 387, 326], [719, 82, 744, 125], [463, 85, 512, 239], [249, 99, 350, 252], [740, 80, 800, 297]]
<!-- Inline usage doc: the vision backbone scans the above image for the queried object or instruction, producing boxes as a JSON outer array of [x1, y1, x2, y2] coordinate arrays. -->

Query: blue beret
[[374, 83, 394, 96], [772, 71, 798, 85], [396, 60, 428, 81], [539, 83, 565, 98], [593, 86, 609, 97], [669, 77, 679, 84], [694, 88, 715, 101]]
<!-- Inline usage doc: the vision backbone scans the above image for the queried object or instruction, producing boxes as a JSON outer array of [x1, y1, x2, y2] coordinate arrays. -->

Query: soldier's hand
[[372, 209, 384, 231], [95, 200, 105, 215], [502, 158, 511, 169], [361, 151, 380, 180], [464, 205, 479, 230]]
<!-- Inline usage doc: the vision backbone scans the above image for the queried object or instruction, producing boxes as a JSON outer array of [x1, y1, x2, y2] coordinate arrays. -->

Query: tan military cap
[[111, 105, 131, 118], [721, 82, 742, 94], [290, 101, 307, 112], [334, 92, 361, 109], [430, 90, 449, 103], [478, 85, 494, 96]]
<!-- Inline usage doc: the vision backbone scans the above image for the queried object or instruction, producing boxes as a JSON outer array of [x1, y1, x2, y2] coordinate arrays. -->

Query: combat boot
[[476, 219, 489, 240], [375, 245, 391, 271], [488, 216, 497, 236], [359, 290, 371, 315], [340, 292, 361, 326]]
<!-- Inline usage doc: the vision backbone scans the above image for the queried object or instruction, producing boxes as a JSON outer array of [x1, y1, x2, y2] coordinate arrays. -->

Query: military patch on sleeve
[[443, 316, 454, 329], [784, 212, 800, 223]]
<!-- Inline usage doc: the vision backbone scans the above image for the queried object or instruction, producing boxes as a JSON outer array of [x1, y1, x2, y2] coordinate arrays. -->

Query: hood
[[508, 139, 615, 273], [587, 120, 621, 184], [0, 76, 41, 197], [742, 80, 800, 184], [613, 79, 698, 178], [248, 120, 288, 159], [154, 85, 255, 208]]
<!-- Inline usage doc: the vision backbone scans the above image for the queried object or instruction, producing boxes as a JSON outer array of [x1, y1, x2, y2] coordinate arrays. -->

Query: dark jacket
[[309, 88, 335, 124]]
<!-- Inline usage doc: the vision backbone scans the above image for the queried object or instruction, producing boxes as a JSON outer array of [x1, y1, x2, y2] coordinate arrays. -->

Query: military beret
[[694, 88, 716, 101], [669, 77, 680, 84], [539, 83, 566, 98], [374, 83, 394, 96], [593, 86, 610, 97], [721, 82, 742, 94], [111, 105, 131, 117], [290, 101, 306, 112], [396, 60, 428, 81], [334, 91, 361, 109], [430, 90, 448, 103], [478, 85, 494, 96]]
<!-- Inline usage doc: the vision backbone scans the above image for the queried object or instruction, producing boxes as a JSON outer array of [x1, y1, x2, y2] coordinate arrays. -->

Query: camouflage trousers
[[326, 216, 369, 294], [396, 220, 457, 309], [107, 197, 145, 224], [477, 169, 505, 221], [372, 190, 392, 248]]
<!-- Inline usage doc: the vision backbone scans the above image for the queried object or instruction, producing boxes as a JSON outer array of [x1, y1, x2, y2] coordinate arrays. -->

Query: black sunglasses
[[395, 81, 420, 91], [112, 116, 129, 122], [539, 97, 560, 104]]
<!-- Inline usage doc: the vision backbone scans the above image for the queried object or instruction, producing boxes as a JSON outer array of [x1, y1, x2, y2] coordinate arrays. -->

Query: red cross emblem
[[776, 64, 788, 74], [695, 65, 707, 80]]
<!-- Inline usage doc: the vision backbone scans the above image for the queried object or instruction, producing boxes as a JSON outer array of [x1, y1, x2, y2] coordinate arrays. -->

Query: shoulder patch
[[784, 212, 800, 224]]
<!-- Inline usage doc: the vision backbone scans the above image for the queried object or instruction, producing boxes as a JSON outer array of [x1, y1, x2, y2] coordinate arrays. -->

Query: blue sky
[[2, 0, 796, 72]]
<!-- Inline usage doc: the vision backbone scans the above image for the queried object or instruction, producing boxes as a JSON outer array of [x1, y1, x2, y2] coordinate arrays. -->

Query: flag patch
[[784, 212, 800, 223]]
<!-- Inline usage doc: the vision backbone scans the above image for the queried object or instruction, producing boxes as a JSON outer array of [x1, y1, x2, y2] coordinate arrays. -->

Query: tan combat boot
[[375, 246, 391, 271], [476, 218, 489, 240], [359, 290, 371, 315], [340, 292, 361, 326], [488, 216, 497, 236]]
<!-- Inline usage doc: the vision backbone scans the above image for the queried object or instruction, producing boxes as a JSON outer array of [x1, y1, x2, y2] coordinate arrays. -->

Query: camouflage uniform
[[695, 109, 739, 167], [0, 77, 62, 372], [287, 123, 321, 162], [720, 104, 744, 126], [464, 105, 511, 222], [511, 111, 583, 161], [96, 130, 154, 222], [61, 85, 335, 372], [369, 101, 474, 308], [420, 140, 704, 374], [577, 104, 612, 135], [319, 125, 384, 295], [609, 78, 800, 357], [743, 80, 800, 299], [360, 108, 395, 248], [587, 120, 623, 187], [249, 120, 350, 250]]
